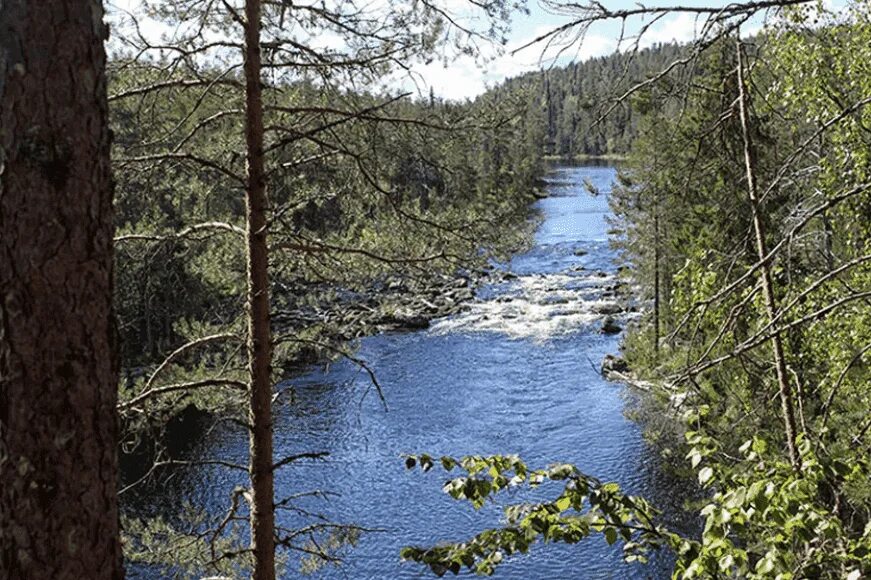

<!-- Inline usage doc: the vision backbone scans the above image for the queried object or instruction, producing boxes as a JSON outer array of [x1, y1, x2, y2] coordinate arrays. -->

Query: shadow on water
[[128, 164, 697, 579]]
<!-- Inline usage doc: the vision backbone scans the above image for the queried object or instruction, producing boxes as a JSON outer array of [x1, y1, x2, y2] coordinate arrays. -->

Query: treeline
[[487, 42, 686, 157], [402, 3, 871, 578], [610, 7, 871, 577]]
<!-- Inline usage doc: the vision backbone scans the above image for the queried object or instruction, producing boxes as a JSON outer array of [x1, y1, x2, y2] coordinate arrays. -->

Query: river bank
[[118, 213, 540, 486], [124, 163, 688, 579], [542, 153, 629, 164]]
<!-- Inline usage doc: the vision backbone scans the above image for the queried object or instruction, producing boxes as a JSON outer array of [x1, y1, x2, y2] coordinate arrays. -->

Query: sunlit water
[[131, 164, 690, 579]]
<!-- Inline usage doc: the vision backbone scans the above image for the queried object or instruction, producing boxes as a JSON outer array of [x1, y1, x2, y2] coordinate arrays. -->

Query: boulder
[[593, 303, 624, 315], [380, 309, 431, 330], [601, 354, 630, 375], [600, 317, 622, 334]]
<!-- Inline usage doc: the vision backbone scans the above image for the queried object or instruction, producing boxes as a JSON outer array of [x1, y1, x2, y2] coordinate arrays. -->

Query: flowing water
[[133, 164, 688, 579]]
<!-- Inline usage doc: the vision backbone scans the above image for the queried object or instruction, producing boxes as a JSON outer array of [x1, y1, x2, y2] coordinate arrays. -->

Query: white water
[[432, 271, 636, 341]]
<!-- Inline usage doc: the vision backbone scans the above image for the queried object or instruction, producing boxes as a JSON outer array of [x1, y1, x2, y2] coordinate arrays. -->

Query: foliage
[[676, 408, 871, 578], [121, 505, 252, 579], [604, 2, 871, 578], [400, 454, 677, 576], [404, 2, 871, 578]]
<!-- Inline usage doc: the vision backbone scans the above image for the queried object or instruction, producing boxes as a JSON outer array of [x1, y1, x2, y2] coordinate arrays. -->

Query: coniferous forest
[[2, 1, 870, 579]]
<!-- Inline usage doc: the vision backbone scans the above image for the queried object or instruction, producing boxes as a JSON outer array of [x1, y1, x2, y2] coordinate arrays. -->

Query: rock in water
[[600, 317, 622, 334], [593, 303, 624, 315], [601, 354, 630, 376], [381, 309, 431, 330]]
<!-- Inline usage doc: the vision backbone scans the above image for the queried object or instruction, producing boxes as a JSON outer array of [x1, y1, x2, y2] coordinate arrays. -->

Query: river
[[133, 163, 687, 579]]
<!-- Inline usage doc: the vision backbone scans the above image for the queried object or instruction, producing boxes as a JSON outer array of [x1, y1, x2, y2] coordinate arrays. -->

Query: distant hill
[[482, 43, 686, 157]]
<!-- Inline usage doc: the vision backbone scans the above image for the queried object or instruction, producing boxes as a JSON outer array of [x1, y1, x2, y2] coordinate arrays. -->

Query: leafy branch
[[400, 454, 679, 576]]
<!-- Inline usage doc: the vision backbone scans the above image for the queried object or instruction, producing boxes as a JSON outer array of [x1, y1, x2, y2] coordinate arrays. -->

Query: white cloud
[[105, 0, 622, 101], [396, 25, 617, 101], [638, 12, 703, 47]]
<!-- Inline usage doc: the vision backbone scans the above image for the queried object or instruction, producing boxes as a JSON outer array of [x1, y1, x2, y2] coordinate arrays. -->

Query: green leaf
[[752, 437, 768, 455], [756, 555, 776, 575], [601, 482, 620, 494]]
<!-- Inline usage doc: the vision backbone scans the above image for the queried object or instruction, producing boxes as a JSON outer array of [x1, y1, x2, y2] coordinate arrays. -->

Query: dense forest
[[2, 0, 870, 579], [404, 4, 871, 579], [494, 42, 687, 157], [611, 10, 871, 574]]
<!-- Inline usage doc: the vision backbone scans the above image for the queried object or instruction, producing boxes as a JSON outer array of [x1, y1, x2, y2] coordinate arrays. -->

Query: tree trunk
[[653, 199, 661, 360], [243, 0, 276, 578], [0, 1, 123, 578], [735, 38, 801, 468]]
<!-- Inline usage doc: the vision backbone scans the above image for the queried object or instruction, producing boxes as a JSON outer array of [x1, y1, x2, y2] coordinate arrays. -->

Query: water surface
[[139, 164, 686, 579]]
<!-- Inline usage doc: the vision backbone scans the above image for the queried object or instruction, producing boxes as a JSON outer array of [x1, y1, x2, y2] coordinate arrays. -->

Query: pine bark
[[653, 200, 661, 359], [0, 1, 123, 578], [243, 0, 276, 578], [735, 38, 801, 468]]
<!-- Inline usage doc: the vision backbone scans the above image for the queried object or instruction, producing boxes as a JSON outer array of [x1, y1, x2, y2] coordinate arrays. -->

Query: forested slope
[[112, 75, 548, 435], [404, 4, 871, 578], [482, 42, 686, 157], [113, 2, 871, 576], [607, 16, 871, 572]]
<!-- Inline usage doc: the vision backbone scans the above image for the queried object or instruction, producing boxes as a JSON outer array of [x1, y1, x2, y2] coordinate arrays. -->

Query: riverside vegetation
[[2, 0, 869, 578], [82, 2, 871, 577], [401, 3, 871, 579]]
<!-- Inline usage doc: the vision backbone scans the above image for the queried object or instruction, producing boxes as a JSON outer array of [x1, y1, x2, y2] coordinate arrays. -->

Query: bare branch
[[143, 333, 241, 391], [272, 451, 330, 472], [119, 378, 247, 410], [115, 221, 246, 243]]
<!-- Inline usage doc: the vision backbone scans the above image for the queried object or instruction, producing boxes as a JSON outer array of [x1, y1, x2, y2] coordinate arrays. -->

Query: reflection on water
[[131, 164, 691, 579]]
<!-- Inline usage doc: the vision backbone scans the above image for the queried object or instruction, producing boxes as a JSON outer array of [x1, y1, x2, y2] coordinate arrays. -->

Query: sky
[[402, 2, 705, 100], [418, 0, 845, 99], [107, 0, 831, 101]]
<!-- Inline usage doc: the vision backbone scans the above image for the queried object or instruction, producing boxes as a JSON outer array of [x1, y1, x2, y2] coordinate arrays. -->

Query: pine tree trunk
[[653, 202, 661, 360], [243, 0, 276, 578], [735, 38, 801, 468], [0, 1, 123, 577]]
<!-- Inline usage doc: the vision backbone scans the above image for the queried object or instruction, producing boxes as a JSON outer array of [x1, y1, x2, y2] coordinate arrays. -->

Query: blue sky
[[398, 0, 847, 100], [108, 0, 831, 101], [392, 0, 784, 99]]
